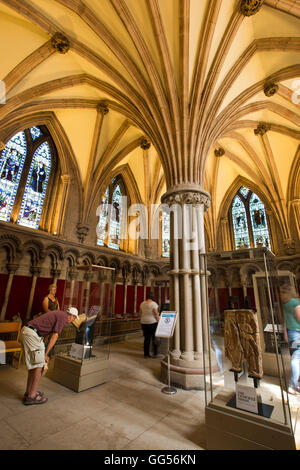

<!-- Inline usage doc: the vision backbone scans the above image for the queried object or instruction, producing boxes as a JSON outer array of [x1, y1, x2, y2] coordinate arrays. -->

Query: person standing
[[42, 283, 60, 312], [20, 307, 79, 405], [139, 293, 159, 358], [280, 285, 300, 395]]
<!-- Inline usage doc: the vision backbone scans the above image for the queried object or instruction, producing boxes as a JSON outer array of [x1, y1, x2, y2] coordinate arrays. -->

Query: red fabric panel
[[136, 286, 144, 312], [102, 283, 112, 316], [31, 277, 52, 317], [146, 286, 151, 299], [55, 279, 65, 307], [208, 287, 216, 315], [6, 275, 32, 321], [89, 282, 100, 309], [218, 288, 229, 317], [126, 285, 134, 314], [247, 287, 256, 309], [161, 287, 165, 305], [232, 287, 244, 309], [115, 284, 124, 315], [154, 286, 159, 303], [0, 273, 8, 314]]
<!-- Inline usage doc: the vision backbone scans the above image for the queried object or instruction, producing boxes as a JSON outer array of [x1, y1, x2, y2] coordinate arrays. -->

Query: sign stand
[[161, 337, 177, 395], [155, 311, 178, 396]]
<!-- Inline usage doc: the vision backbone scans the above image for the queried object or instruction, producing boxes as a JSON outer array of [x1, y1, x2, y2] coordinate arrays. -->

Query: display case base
[[50, 353, 108, 392], [206, 393, 296, 450]]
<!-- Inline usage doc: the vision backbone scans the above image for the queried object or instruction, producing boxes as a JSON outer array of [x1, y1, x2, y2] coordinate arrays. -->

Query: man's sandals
[[23, 391, 48, 405]]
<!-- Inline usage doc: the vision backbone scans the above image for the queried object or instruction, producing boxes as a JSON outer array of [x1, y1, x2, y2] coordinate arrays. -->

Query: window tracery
[[231, 186, 270, 250]]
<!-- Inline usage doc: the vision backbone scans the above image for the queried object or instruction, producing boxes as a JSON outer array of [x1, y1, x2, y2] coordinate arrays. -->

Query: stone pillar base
[[160, 352, 219, 390]]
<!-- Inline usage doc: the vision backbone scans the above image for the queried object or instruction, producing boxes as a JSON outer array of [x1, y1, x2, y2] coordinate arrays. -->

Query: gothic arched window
[[0, 126, 55, 229], [97, 176, 126, 250], [231, 186, 270, 250]]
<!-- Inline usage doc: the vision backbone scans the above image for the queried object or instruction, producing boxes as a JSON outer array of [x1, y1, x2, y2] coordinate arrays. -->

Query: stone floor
[[0, 338, 207, 451], [1, 337, 299, 451]]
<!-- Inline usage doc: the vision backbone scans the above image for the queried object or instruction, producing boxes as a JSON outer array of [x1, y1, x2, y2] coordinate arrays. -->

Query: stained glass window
[[97, 187, 109, 246], [249, 193, 270, 248], [97, 179, 125, 250], [30, 126, 42, 141], [17, 142, 52, 229], [232, 195, 250, 249], [231, 186, 270, 250], [109, 184, 123, 250], [162, 210, 170, 257], [0, 132, 27, 222]]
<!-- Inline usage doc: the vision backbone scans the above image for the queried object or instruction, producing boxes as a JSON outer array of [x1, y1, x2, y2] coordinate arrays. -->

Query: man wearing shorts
[[20, 307, 79, 405]]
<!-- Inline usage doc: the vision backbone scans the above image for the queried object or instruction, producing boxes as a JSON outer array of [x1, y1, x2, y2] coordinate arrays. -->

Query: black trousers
[[141, 323, 158, 357]]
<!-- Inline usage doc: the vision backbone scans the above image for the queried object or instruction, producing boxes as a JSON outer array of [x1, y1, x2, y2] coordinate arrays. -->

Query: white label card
[[155, 311, 178, 338], [236, 384, 258, 414]]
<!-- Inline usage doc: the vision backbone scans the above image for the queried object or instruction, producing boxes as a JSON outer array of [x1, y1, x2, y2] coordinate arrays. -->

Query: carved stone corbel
[[264, 82, 278, 97], [240, 0, 264, 17]]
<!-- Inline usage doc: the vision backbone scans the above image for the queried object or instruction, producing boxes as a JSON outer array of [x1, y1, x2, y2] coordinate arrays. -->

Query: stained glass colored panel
[[249, 193, 270, 248], [0, 132, 27, 222], [17, 142, 51, 229], [30, 126, 42, 141], [232, 195, 250, 249], [162, 210, 170, 257], [97, 187, 109, 246], [239, 186, 250, 198], [108, 184, 123, 250]]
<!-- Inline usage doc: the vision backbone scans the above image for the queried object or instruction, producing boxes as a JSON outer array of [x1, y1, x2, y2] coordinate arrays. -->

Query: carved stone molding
[[161, 184, 211, 211], [76, 223, 90, 243], [51, 32, 70, 54], [97, 102, 109, 115], [214, 147, 225, 157], [240, 0, 264, 17], [254, 122, 270, 136], [264, 82, 278, 97], [140, 137, 151, 150]]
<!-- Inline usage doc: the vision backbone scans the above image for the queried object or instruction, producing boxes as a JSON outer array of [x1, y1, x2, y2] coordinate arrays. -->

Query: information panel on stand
[[155, 311, 178, 338]]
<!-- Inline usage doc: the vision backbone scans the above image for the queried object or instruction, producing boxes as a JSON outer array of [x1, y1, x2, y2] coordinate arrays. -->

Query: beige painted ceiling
[[0, 0, 299, 244]]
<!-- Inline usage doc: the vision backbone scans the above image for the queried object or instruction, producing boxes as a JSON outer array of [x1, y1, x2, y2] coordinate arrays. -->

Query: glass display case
[[51, 265, 114, 392], [203, 249, 299, 450]]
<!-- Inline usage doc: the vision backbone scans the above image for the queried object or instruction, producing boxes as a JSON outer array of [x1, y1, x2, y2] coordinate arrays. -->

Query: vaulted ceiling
[[0, 0, 299, 246]]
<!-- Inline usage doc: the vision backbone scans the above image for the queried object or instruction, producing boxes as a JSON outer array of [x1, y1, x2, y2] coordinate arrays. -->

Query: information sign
[[155, 311, 178, 338], [236, 384, 258, 414]]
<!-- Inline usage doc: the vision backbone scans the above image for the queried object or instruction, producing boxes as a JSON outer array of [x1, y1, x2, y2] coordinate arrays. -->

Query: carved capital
[[97, 102, 109, 115], [30, 266, 41, 277], [264, 82, 278, 97], [214, 147, 225, 157], [254, 123, 270, 136], [51, 32, 70, 54], [283, 238, 296, 256], [240, 0, 264, 17], [61, 174, 71, 184], [161, 184, 211, 211], [140, 137, 151, 150], [6, 263, 19, 274]]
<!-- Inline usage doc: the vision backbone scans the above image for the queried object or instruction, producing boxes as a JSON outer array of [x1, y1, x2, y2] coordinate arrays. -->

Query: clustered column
[[161, 184, 215, 383]]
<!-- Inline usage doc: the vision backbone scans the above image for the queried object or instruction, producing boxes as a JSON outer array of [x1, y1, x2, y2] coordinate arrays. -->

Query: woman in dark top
[[42, 284, 59, 313]]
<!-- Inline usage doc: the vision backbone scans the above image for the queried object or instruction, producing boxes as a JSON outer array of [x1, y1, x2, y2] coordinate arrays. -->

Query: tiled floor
[[0, 338, 207, 450]]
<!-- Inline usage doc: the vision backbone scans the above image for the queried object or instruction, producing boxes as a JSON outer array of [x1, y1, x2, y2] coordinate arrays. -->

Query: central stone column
[[160, 184, 218, 389]]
